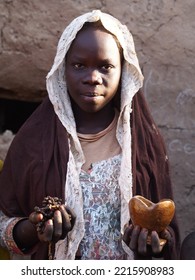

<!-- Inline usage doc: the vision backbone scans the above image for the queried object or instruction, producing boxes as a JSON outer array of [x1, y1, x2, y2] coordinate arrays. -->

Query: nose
[[83, 69, 103, 85]]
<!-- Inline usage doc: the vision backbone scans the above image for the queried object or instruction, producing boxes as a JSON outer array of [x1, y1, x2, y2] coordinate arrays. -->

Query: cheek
[[65, 71, 77, 91], [110, 70, 121, 90]]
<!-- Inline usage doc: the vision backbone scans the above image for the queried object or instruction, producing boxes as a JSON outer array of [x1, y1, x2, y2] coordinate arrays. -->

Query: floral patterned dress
[[79, 154, 127, 260]]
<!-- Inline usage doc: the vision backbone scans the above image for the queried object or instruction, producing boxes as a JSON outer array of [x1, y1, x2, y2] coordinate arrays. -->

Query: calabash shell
[[129, 195, 175, 233]]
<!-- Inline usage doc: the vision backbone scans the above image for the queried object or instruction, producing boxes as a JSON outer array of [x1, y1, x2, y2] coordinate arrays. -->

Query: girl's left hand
[[123, 224, 172, 256]]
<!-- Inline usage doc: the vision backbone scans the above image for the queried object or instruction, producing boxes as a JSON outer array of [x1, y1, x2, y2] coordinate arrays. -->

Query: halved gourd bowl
[[129, 195, 175, 233]]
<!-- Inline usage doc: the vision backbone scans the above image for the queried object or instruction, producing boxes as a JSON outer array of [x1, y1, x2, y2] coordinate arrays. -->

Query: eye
[[73, 63, 85, 69], [101, 64, 114, 71]]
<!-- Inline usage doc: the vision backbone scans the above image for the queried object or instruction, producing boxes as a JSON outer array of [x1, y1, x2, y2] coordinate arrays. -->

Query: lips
[[84, 93, 99, 97], [80, 90, 104, 99], [82, 91, 103, 97], [80, 93, 104, 104]]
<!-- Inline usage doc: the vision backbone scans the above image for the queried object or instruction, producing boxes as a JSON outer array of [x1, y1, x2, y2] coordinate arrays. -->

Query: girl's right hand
[[29, 205, 76, 243]]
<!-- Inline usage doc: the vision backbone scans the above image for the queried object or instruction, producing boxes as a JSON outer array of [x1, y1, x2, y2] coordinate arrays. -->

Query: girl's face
[[65, 25, 122, 114]]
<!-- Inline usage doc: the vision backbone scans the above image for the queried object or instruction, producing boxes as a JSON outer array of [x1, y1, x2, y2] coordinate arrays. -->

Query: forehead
[[67, 26, 121, 59]]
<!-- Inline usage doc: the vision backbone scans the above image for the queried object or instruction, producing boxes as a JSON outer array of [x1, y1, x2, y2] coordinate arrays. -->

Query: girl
[[0, 10, 180, 260]]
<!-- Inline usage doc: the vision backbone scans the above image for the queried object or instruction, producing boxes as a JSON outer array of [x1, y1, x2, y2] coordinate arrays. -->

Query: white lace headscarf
[[46, 10, 144, 259]]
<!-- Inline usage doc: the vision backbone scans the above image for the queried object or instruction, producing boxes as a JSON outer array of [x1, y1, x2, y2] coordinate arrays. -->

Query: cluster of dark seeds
[[34, 196, 62, 233]]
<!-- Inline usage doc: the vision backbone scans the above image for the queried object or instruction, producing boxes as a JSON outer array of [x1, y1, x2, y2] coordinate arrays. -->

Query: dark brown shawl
[[0, 90, 180, 259]]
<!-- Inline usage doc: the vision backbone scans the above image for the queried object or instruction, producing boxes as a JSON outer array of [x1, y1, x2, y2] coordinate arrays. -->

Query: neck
[[72, 103, 115, 134]]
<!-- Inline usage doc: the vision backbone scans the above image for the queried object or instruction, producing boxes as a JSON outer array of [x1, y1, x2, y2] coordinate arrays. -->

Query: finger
[[59, 205, 72, 239], [29, 212, 43, 224], [138, 228, 148, 255], [65, 205, 76, 229], [38, 219, 53, 242], [130, 225, 141, 251], [53, 210, 62, 242], [151, 231, 161, 254], [123, 224, 133, 246], [160, 229, 172, 242]]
